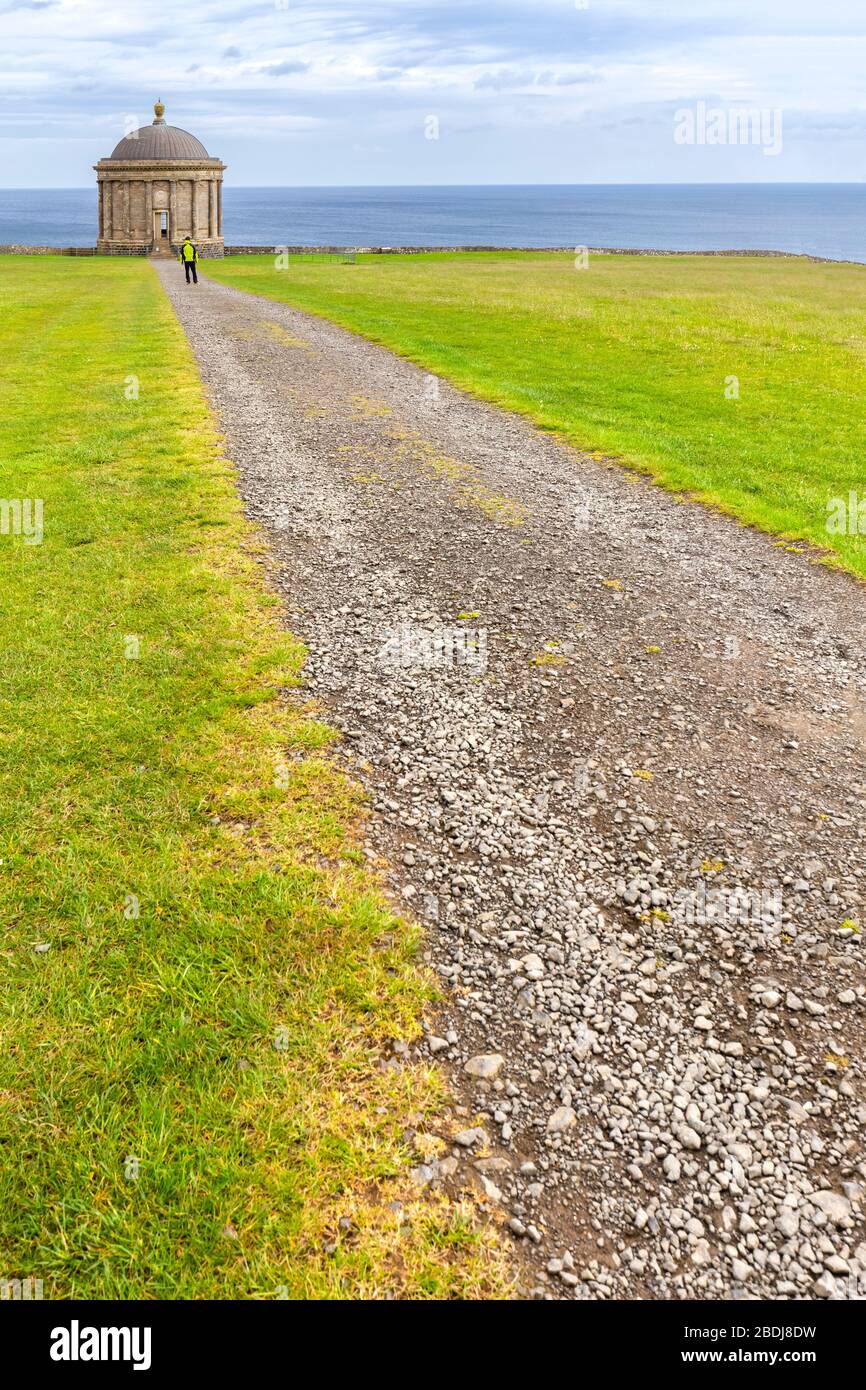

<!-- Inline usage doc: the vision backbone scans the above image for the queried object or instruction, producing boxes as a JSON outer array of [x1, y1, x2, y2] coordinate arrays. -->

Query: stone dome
[[107, 101, 210, 161]]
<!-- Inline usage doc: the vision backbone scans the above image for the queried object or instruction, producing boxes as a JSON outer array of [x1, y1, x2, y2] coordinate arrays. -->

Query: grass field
[[205, 250, 866, 578], [0, 255, 505, 1300]]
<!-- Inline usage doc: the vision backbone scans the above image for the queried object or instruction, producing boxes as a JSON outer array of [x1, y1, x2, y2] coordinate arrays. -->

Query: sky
[[2, 0, 866, 187]]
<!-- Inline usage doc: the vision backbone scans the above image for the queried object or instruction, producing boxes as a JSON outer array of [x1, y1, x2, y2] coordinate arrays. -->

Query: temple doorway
[[152, 210, 170, 254]]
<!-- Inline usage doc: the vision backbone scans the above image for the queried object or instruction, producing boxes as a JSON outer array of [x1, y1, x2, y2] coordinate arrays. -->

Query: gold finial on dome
[[153, 100, 166, 125]]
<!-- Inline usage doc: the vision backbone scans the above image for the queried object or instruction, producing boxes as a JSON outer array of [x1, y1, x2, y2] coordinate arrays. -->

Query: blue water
[[1, 185, 865, 263]]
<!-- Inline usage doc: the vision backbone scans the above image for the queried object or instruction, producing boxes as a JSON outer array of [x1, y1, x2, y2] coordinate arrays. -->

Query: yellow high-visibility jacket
[[179, 242, 198, 263]]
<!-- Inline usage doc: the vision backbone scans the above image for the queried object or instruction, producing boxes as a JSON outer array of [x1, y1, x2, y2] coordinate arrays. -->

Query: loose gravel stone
[[810, 1191, 852, 1225], [464, 1053, 505, 1080], [547, 1107, 578, 1133]]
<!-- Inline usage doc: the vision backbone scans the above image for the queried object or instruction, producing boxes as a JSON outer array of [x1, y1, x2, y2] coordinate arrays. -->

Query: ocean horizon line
[[3, 179, 866, 193]]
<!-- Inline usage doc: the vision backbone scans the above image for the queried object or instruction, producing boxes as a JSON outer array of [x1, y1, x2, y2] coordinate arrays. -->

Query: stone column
[[195, 178, 207, 240], [119, 181, 125, 239], [104, 181, 112, 240], [132, 180, 144, 242], [208, 180, 216, 239], [169, 179, 178, 245], [144, 178, 153, 250], [217, 178, 223, 236]]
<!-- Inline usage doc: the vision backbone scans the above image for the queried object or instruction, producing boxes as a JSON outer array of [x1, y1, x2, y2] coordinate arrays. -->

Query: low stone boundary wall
[[0, 245, 97, 256], [224, 244, 531, 255], [0, 245, 220, 258], [0, 244, 855, 266], [223, 244, 852, 264]]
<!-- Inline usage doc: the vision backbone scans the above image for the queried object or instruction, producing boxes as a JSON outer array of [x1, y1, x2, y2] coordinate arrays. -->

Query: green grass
[[205, 250, 866, 577], [0, 255, 506, 1300]]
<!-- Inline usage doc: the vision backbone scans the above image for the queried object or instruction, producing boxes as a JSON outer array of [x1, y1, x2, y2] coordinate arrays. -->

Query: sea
[[1, 184, 865, 263]]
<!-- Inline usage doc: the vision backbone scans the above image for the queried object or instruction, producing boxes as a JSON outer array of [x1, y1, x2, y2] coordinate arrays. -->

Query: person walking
[[179, 236, 199, 284]]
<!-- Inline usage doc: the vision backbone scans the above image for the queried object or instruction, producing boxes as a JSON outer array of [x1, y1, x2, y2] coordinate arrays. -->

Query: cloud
[[261, 60, 309, 77], [474, 67, 598, 92]]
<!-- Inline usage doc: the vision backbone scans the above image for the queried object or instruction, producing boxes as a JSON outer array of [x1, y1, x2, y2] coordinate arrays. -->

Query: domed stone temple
[[94, 102, 226, 256]]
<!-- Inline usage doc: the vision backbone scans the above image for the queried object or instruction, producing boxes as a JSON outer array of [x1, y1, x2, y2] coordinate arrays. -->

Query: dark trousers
[[184, 260, 198, 284]]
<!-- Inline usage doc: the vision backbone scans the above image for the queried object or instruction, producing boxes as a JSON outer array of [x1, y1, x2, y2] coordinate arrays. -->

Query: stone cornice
[[94, 160, 226, 175]]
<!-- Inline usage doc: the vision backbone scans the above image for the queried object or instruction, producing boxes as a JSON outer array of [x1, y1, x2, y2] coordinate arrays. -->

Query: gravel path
[[156, 259, 865, 1301]]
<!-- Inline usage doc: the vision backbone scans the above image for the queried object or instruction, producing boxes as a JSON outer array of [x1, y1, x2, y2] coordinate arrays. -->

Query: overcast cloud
[[1, 0, 865, 186]]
